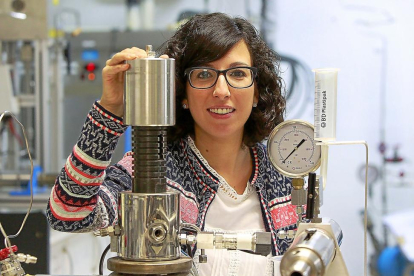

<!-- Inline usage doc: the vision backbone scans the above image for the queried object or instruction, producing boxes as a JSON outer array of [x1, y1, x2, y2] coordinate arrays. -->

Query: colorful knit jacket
[[46, 101, 298, 256]]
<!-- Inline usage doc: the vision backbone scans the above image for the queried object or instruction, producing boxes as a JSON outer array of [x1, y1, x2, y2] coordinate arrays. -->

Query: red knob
[[0, 245, 18, 260]]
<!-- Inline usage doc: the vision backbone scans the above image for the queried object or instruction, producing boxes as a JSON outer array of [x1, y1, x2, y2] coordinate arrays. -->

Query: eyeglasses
[[184, 66, 257, 89]]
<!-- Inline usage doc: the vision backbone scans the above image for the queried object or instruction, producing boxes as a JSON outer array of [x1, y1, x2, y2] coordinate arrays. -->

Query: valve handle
[[0, 245, 18, 260]]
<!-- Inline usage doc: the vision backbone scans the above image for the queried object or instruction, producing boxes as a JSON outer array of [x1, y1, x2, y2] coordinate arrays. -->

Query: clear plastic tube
[[313, 68, 339, 142], [313, 68, 339, 190]]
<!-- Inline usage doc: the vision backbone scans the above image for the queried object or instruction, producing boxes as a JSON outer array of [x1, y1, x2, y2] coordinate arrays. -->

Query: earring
[[252, 102, 258, 107], [182, 103, 188, 109]]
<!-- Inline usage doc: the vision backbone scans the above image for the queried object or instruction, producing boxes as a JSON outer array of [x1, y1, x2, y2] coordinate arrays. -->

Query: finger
[[129, 47, 147, 57], [106, 49, 147, 66], [102, 63, 130, 75], [106, 52, 137, 66], [159, 54, 169, 59]]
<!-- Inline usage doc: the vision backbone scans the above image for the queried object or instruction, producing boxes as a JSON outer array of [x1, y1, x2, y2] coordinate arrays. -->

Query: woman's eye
[[196, 70, 213, 79], [229, 70, 247, 78]]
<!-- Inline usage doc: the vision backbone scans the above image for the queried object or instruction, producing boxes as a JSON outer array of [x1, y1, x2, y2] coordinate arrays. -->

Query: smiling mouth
[[208, 108, 235, 115]]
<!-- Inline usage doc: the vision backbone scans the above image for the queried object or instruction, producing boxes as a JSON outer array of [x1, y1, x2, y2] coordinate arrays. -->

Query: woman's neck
[[193, 130, 252, 194]]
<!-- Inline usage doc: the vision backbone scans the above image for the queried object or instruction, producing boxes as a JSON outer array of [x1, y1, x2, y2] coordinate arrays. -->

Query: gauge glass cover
[[267, 120, 321, 178]]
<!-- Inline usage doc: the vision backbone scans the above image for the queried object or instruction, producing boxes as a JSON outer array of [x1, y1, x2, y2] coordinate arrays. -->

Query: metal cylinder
[[280, 228, 336, 276], [124, 56, 175, 126], [118, 192, 181, 261]]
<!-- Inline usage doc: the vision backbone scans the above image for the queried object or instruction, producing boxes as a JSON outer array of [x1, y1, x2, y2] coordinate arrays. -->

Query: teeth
[[209, 108, 234, 114]]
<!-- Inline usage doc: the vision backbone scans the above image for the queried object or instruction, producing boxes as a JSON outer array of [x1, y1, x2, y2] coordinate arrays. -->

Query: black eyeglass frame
[[184, 66, 258, 89]]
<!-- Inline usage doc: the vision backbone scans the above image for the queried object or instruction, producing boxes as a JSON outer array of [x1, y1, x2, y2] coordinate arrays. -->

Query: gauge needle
[[282, 139, 306, 164]]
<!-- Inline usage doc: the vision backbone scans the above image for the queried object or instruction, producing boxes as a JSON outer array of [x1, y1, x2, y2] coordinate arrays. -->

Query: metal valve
[[0, 246, 37, 276], [93, 225, 121, 237]]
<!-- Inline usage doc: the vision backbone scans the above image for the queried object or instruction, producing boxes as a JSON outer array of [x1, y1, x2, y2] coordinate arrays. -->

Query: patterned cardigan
[[46, 101, 298, 256]]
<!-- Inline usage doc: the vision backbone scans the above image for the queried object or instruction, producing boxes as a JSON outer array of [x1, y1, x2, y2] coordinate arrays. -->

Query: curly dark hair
[[159, 12, 286, 146]]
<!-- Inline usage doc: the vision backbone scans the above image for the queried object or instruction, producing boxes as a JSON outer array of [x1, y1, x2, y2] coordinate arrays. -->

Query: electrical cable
[[0, 222, 14, 256], [258, 0, 313, 119], [0, 111, 34, 248], [99, 244, 111, 275], [280, 54, 314, 119]]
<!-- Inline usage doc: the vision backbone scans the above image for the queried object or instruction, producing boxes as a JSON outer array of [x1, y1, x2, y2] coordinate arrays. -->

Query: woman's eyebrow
[[229, 62, 250, 67], [202, 61, 251, 68]]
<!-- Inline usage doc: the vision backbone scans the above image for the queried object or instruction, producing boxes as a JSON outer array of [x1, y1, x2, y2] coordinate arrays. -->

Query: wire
[[0, 222, 14, 256], [187, 245, 193, 259], [280, 55, 314, 119], [99, 244, 111, 275], [0, 111, 34, 248], [8, 119, 24, 146]]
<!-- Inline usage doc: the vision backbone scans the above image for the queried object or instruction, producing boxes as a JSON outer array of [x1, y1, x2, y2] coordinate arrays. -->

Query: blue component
[[10, 165, 48, 196], [124, 126, 132, 153], [377, 246, 414, 276], [81, 49, 99, 61]]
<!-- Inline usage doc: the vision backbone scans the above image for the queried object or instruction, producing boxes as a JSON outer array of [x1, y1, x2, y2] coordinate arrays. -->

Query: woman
[[47, 13, 298, 276]]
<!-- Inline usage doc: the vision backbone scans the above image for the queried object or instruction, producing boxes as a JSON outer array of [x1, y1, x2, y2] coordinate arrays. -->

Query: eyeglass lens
[[189, 68, 254, 89]]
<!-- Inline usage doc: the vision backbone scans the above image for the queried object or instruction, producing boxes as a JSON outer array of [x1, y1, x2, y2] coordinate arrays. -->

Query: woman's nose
[[213, 75, 230, 99]]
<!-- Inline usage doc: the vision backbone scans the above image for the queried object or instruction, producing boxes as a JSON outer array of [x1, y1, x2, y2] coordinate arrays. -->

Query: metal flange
[[107, 256, 193, 275]]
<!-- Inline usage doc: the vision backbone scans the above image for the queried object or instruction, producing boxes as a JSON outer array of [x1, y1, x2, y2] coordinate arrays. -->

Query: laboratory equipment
[[313, 68, 339, 142], [267, 120, 321, 178], [267, 121, 349, 275], [0, 0, 60, 177], [0, 111, 38, 276], [60, 29, 174, 161], [0, 245, 37, 276], [267, 120, 321, 226], [313, 68, 339, 190], [268, 68, 370, 276], [94, 45, 272, 276]]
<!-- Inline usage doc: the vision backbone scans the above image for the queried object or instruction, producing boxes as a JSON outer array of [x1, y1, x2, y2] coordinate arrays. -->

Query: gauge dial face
[[267, 120, 321, 178]]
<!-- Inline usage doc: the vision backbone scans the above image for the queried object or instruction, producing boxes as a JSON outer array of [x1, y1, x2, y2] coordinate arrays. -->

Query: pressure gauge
[[267, 120, 321, 178]]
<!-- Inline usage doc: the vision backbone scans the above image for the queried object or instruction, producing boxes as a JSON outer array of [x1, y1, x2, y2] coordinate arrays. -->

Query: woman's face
[[183, 40, 257, 142]]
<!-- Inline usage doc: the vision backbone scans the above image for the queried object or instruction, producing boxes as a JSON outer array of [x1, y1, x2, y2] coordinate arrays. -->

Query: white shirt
[[197, 178, 274, 276]]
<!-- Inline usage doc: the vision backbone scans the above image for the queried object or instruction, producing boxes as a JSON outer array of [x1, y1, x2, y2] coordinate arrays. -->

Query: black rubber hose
[[99, 244, 111, 275]]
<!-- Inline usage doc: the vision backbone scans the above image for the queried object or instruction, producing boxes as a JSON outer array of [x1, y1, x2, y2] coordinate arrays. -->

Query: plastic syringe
[[313, 68, 339, 189]]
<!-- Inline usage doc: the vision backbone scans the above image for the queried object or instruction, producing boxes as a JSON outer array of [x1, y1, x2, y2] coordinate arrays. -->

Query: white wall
[[46, 0, 414, 275]]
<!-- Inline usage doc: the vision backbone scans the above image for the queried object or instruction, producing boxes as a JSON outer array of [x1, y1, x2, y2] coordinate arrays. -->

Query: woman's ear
[[182, 99, 189, 109]]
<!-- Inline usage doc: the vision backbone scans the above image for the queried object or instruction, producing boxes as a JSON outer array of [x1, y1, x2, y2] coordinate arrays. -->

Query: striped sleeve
[[46, 101, 129, 232]]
